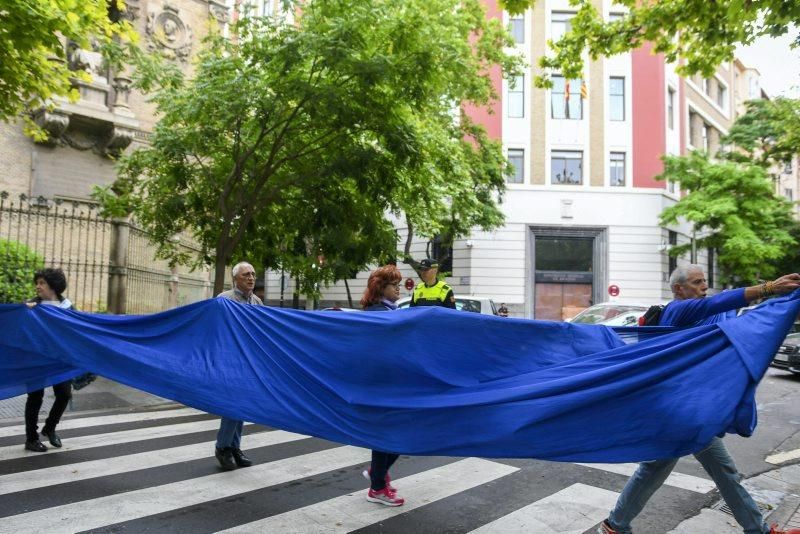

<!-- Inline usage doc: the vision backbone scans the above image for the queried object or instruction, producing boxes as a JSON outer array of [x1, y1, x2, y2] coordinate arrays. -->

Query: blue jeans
[[216, 418, 243, 449], [608, 437, 768, 534]]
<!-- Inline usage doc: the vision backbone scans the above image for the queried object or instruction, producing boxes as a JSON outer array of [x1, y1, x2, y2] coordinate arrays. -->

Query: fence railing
[[0, 191, 211, 313]]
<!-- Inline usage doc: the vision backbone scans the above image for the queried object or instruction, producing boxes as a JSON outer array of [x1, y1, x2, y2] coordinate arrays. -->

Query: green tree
[[0, 239, 44, 303], [658, 151, 796, 285], [0, 1, 135, 135], [499, 0, 799, 83], [722, 98, 800, 172], [97, 0, 521, 294]]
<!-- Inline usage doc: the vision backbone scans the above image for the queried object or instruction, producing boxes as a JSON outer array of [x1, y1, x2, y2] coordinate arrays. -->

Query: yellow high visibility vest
[[412, 280, 452, 306]]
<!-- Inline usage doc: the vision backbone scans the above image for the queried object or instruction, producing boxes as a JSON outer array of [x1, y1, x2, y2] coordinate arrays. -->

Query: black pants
[[370, 450, 400, 491], [25, 381, 72, 441]]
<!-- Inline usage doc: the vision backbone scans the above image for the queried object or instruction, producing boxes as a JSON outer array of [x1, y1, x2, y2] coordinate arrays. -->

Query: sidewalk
[[0, 377, 178, 424], [668, 462, 800, 533]]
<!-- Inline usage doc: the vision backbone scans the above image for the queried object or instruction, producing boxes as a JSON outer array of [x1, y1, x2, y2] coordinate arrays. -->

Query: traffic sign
[[608, 284, 620, 297], [404, 278, 415, 291]]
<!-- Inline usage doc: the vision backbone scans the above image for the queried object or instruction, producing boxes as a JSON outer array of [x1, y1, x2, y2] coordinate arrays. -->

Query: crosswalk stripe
[[0, 419, 247, 462], [0, 429, 309, 496], [467, 483, 618, 533], [1, 446, 371, 532], [216, 458, 519, 533], [0, 407, 202, 438], [766, 448, 800, 465], [577, 463, 716, 493]]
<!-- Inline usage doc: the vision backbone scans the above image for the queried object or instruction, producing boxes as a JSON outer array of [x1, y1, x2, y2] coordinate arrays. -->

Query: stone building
[[0, 0, 231, 311]]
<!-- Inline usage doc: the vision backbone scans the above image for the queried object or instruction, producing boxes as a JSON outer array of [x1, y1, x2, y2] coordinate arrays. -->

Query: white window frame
[[610, 152, 626, 187], [609, 76, 625, 121], [507, 148, 525, 184], [507, 75, 525, 118], [551, 150, 583, 185]]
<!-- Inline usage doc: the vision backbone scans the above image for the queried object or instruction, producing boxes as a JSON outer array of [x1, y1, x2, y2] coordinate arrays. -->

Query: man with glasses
[[214, 261, 263, 470]]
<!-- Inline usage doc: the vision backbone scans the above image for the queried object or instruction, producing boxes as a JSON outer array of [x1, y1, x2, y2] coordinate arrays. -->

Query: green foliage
[[0, 239, 44, 303], [497, 0, 800, 86], [721, 98, 800, 170], [658, 151, 796, 285], [0, 1, 136, 135], [99, 0, 522, 294]]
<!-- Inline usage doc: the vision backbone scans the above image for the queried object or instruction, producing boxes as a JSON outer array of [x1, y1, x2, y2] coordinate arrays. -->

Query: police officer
[[410, 258, 456, 308]]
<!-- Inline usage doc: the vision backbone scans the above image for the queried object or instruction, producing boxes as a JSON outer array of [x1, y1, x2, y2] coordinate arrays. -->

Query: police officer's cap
[[419, 258, 439, 270]]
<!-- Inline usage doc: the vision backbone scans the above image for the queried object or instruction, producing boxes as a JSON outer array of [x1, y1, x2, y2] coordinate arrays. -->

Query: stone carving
[[67, 40, 108, 85], [147, 2, 193, 62], [112, 75, 133, 115], [208, 0, 229, 24], [123, 0, 141, 21], [101, 126, 137, 156], [33, 110, 70, 146]]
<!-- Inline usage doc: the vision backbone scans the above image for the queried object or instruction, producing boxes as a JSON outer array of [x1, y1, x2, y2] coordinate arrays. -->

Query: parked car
[[397, 296, 499, 315], [771, 332, 800, 375], [566, 302, 650, 326]]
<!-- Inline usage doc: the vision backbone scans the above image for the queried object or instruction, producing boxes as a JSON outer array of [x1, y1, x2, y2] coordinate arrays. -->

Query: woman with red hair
[[359, 264, 405, 506]]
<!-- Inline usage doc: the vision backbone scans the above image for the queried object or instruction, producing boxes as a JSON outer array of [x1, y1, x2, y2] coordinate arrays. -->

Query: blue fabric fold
[[1, 290, 798, 462]]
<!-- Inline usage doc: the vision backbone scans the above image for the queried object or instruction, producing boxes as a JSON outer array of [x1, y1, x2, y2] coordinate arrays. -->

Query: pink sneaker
[[366, 487, 404, 506], [362, 468, 396, 492]]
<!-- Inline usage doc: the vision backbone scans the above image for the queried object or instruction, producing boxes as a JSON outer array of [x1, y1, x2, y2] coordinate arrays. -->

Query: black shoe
[[24, 440, 47, 452], [41, 429, 62, 448], [215, 447, 237, 471], [232, 448, 253, 467]]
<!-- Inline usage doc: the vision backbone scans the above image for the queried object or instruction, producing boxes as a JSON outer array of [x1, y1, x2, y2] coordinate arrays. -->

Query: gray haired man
[[214, 261, 263, 470]]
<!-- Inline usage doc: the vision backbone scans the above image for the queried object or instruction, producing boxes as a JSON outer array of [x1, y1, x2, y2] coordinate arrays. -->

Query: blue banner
[[1, 290, 798, 462]]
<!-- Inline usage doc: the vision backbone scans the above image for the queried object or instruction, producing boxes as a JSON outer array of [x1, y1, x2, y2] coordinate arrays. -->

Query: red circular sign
[[608, 284, 620, 297], [404, 278, 415, 291]]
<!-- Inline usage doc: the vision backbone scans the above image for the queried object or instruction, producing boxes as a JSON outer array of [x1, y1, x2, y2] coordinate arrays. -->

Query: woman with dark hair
[[24, 268, 74, 452], [359, 264, 405, 506]]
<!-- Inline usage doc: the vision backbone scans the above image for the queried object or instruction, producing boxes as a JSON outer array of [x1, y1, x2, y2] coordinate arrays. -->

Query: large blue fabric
[[1, 290, 798, 462]]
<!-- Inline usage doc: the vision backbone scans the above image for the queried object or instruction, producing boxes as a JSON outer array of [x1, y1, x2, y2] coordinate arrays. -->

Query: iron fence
[[0, 191, 211, 313], [0, 192, 111, 310]]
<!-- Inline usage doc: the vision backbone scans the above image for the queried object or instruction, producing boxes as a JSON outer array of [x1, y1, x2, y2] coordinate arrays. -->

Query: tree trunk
[[344, 279, 353, 308], [292, 276, 300, 309], [213, 254, 228, 296]]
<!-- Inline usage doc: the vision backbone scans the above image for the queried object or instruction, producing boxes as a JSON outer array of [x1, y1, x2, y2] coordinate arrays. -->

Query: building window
[[689, 111, 697, 146], [242, 0, 273, 17], [610, 152, 626, 186], [551, 76, 582, 120], [668, 231, 677, 276], [701, 78, 710, 95], [667, 87, 675, 130], [609, 77, 625, 121], [507, 149, 524, 184], [716, 83, 728, 109], [551, 12, 573, 42], [429, 234, 453, 274], [508, 75, 524, 118], [551, 151, 583, 185], [784, 161, 793, 174], [785, 188, 794, 201], [701, 123, 709, 151], [509, 14, 524, 44]]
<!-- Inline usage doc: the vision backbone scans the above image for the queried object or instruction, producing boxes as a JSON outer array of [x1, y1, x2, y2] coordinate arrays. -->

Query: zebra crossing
[[0, 405, 719, 533]]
